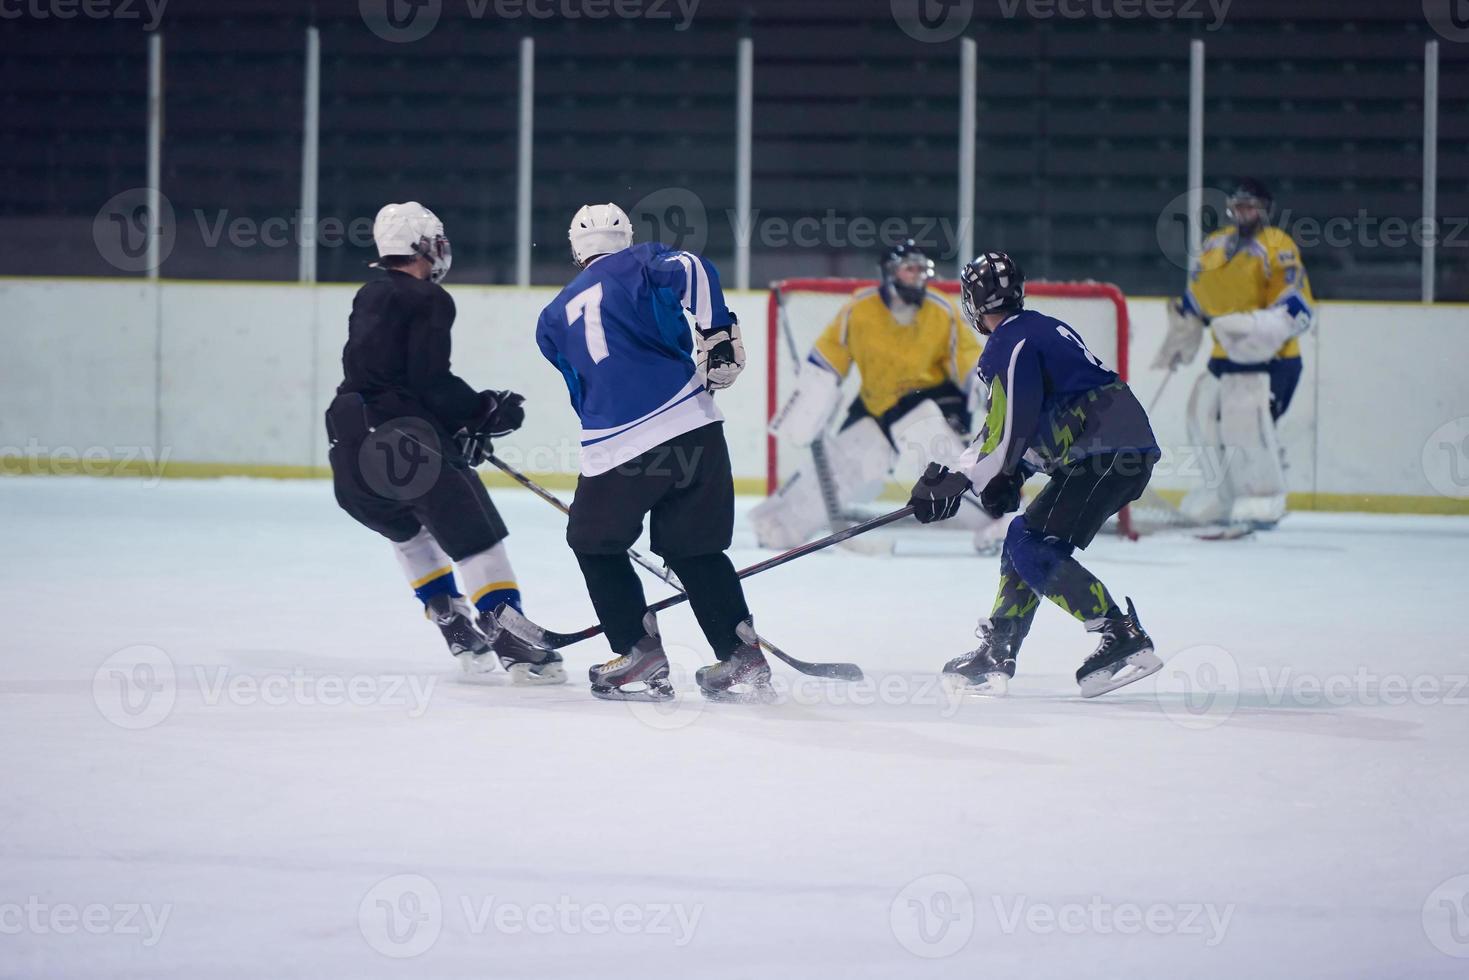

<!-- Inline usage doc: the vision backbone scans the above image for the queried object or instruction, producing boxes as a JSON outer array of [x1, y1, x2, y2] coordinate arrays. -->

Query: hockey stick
[[499, 506, 915, 654], [773, 285, 894, 556], [487, 455, 865, 681]]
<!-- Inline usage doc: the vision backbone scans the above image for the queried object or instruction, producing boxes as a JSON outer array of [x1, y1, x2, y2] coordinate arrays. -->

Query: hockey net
[[766, 278, 1160, 540]]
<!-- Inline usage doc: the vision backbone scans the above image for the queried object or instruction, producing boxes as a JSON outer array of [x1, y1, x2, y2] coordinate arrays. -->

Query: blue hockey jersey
[[958, 309, 1159, 489], [536, 242, 735, 476]]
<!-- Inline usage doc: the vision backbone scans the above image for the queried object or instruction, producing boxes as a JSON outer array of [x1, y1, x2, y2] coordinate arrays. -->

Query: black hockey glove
[[473, 389, 526, 437], [457, 390, 525, 466], [908, 462, 973, 524], [978, 470, 1025, 520]]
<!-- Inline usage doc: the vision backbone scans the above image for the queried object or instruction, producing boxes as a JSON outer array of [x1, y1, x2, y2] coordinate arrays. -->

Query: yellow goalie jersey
[[809, 287, 981, 420], [1183, 225, 1316, 362]]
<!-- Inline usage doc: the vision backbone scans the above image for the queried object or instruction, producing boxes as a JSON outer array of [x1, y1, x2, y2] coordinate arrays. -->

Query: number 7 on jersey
[[566, 282, 609, 364]]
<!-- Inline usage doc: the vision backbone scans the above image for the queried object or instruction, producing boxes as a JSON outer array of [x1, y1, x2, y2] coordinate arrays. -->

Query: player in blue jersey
[[907, 252, 1164, 698], [533, 203, 772, 703]]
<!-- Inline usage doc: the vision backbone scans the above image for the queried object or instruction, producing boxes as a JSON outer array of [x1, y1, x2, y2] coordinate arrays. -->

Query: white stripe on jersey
[[673, 251, 714, 333], [958, 337, 1027, 490]]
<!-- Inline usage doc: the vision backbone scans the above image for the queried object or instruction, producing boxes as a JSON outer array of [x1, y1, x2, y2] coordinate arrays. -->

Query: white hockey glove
[[696, 314, 745, 390], [1151, 298, 1205, 370], [768, 361, 841, 447], [1212, 308, 1297, 365]]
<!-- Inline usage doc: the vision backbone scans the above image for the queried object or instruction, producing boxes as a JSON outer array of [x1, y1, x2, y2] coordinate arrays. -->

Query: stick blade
[[498, 606, 582, 650]]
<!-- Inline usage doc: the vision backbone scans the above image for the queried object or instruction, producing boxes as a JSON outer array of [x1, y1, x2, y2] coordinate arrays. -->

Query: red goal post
[[765, 277, 1135, 535]]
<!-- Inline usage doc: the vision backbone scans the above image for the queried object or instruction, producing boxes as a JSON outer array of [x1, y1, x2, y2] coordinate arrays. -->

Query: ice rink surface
[[2, 475, 1467, 978]]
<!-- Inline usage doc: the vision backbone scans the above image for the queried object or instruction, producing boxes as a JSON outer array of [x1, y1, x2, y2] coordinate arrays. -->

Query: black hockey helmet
[[1227, 178, 1273, 235], [880, 239, 935, 307], [960, 251, 1025, 332]]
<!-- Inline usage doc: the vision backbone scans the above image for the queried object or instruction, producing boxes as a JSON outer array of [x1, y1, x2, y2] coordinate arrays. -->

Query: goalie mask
[[372, 202, 452, 283], [1227, 178, 1273, 238], [960, 251, 1025, 334], [569, 203, 635, 266], [880, 240, 935, 307]]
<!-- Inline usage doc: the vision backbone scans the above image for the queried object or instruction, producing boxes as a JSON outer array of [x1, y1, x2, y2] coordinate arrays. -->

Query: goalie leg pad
[[888, 399, 968, 476], [1179, 372, 1231, 524], [749, 418, 893, 549], [889, 399, 1004, 539], [1218, 371, 1287, 525], [768, 362, 841, 447]]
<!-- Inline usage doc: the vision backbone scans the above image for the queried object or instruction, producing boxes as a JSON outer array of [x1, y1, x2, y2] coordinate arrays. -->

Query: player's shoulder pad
[[1202, 227, 1234, 250], [923, 290, 958, 316], [636, 240, 673, 262], [1260, 226, 1303, 265]]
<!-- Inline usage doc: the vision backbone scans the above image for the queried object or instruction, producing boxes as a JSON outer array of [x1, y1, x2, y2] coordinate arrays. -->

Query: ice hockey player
[[908, 251, 1163, 698], [751, 240, 1007, 554], [532, 203, 771, 703], [1153, 178, 1316, 528], [325, 201, 565, 684]]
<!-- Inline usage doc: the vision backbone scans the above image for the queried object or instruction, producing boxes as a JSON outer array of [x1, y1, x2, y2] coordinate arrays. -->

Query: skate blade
[[456, 651, 499, 676], [590, 681, 675, 702], [941, 671, 1009, 697], [507, 662, 568, 686], [1078, 649, 1163, 699], [698, 681, 777, 705]]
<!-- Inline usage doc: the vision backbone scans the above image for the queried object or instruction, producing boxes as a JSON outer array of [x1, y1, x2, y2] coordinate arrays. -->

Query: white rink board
[[1, 277, 1467, 508]]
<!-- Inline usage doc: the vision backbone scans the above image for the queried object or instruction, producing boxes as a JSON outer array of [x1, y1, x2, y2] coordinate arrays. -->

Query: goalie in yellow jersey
[[1153, 178, 1317, 528], [751, 241, 1007, 553]]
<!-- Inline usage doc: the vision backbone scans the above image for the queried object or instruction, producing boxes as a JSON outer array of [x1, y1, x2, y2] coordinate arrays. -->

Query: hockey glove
[[696, 313, 745, 390], [473, 389, 526, 437], [908, 462, 973, 524], [457, 390, 525, 466], [978, 470, 1025, 520], [1151, 298, 1205, 370]]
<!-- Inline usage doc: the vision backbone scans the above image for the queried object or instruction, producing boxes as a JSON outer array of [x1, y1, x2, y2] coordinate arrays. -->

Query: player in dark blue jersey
[[908, 252, 1164, 698], [533, 203, 771, 703]]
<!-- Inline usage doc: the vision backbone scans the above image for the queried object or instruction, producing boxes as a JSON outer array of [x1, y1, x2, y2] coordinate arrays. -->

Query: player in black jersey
[[325, 201, 564, 684]]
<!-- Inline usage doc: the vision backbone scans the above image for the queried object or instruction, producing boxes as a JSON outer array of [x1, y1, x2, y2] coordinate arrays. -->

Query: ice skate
[[1076, 597, 1162, 698], [479, 606, 566, 685], [589, 632, 674, 702], [942, 617, 1024, 696], [426, 595, 497, 674], [696, 621, 776, 704]]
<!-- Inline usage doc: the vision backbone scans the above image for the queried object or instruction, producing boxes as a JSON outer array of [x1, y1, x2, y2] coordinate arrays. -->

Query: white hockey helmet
[[372, 201, 452, 283], [568, 203, 634, 266]]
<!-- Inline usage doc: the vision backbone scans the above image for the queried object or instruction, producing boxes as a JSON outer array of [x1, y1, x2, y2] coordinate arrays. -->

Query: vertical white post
[[515, 37, 534, 287], [1188, 39, 1205, 270], [1423, 40, 1439, 303], [146, 32, 164, 279], [299, 26, 321, 283], [735, 36, 753, 290], [958, 37, 976, 274]]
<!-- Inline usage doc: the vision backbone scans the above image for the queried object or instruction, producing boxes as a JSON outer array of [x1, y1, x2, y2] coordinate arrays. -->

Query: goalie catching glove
[[696, 313, 745, 390], [456, 389, 525, 466]]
